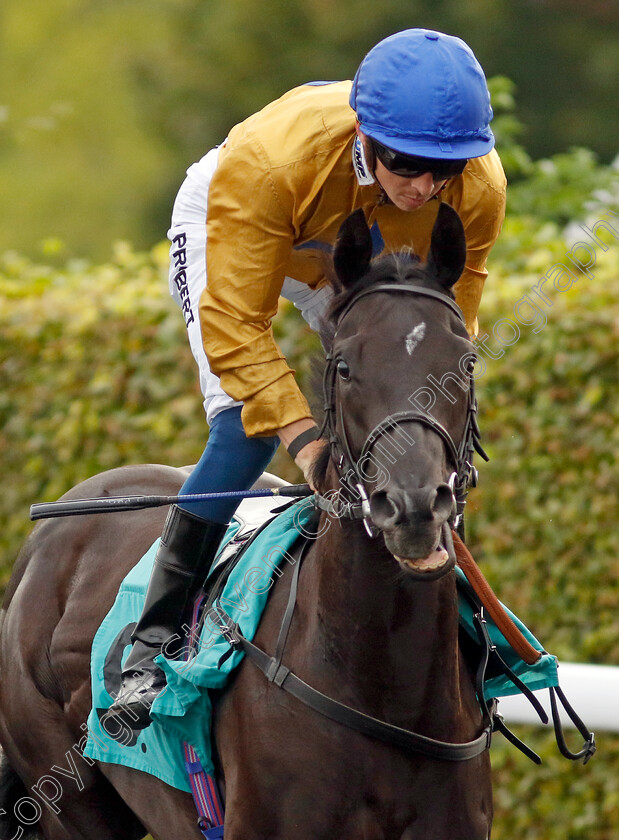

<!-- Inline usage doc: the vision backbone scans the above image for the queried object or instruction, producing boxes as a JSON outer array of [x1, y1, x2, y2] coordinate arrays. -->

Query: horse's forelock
[[319, 251, 431, 349]]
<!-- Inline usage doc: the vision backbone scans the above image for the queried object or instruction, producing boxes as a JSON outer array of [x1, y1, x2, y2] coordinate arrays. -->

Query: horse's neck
[[297, 520, 466, 730]]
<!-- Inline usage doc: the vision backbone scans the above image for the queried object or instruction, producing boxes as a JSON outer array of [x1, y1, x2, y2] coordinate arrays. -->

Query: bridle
[[211, 282, 501, 763], [316, 282, 488, 536]]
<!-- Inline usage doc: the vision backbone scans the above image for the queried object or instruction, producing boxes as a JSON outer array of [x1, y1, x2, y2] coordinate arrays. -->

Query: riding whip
[[29, 484, 313, 521]]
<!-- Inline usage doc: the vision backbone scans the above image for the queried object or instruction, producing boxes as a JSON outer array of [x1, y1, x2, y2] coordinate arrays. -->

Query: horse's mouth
[[383, 522, 456, 581], [392, 542, 455, 581], [395, 547, 450, 573]]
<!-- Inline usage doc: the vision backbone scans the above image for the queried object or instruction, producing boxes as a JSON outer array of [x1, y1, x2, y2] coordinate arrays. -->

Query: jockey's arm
[[200, 131, 317, 439], [278, 417, 325, 489]]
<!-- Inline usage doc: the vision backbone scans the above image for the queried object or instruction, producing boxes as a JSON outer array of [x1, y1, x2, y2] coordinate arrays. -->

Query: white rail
[[498, 663, 619, 731]]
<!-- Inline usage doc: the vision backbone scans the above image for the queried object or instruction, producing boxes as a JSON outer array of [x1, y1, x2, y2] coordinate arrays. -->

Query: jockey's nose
[[409, 172, 436, 197], [369, 482, 454, 530]]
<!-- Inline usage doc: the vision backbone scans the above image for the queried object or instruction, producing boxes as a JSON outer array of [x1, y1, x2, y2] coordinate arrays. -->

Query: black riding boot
[[107, 505, 228, 730]]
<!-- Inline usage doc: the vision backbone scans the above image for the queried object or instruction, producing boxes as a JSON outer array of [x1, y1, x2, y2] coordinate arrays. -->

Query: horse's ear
[[426, 203, 466, 289], [333, 209, 373, 287]]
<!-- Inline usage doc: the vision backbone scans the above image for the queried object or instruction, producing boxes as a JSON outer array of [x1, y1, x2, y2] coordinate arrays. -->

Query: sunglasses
[[371, 139, 468, 181]]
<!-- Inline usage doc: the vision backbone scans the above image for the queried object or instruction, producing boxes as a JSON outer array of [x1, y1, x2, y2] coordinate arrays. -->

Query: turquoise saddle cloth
[[84, 496, 558, 792]]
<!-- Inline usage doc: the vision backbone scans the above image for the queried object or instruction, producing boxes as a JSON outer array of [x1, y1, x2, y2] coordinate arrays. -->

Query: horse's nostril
[[370, 491, 400, 527], [371, 484, 454, 529], [433, 483, 456, 522]]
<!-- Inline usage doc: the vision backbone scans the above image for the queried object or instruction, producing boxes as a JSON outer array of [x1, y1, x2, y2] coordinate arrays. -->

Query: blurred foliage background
[[1, 0, 618, 258], [1, 1, 618, 837]]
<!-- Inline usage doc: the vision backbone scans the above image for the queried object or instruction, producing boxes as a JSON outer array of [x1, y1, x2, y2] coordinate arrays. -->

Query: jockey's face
[[373, 159, 447, 212], [356, 127, 455, 213]]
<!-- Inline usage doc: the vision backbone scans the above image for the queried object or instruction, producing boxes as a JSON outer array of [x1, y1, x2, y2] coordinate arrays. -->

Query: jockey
[[109, 28, 506, 728]]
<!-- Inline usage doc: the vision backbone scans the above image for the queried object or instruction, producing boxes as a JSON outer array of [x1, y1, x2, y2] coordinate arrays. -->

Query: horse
[[0, 202, 494, 839]]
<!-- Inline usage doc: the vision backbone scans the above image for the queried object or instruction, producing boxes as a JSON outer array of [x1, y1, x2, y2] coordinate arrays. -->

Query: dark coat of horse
[[0, 204, 493, 840]]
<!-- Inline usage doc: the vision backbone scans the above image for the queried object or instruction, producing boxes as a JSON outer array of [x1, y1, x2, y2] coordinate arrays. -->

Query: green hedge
[[1, 218, 617, 837], [1, 243, 200, 589], [469, 227, 619, 839], [471, 229, 619, 665]]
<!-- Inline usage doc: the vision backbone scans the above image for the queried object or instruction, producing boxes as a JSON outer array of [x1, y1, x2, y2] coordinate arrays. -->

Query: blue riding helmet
[[351, 29, 495, 160]]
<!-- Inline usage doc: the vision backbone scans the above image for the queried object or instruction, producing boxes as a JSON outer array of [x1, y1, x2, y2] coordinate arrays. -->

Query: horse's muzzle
[[370, 483, 456, 581]]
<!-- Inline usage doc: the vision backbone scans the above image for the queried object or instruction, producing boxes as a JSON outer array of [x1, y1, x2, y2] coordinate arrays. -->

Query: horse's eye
[[336, 359, 351, 380]]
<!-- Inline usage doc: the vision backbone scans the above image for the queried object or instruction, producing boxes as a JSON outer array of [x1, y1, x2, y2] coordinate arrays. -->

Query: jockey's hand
[[294, 439, 326, 491], [277, 419, 325, 491]]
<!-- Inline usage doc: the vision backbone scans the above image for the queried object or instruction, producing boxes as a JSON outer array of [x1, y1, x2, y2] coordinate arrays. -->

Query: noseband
[[316, 283, 488, 535]]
